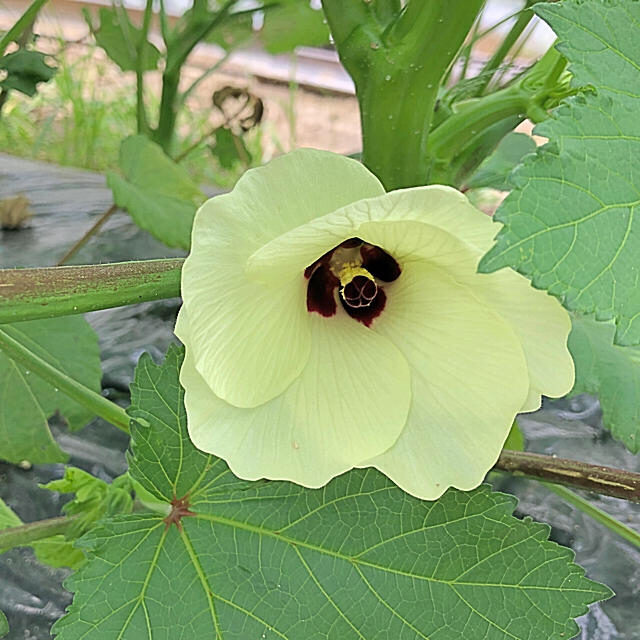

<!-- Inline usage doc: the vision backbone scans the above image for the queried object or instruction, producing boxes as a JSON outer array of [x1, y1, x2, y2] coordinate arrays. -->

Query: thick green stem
[[543, 482, 640, 548], [322, 0, 484, 189], [371, 0, 401, 25], [135, 0, 154, 135], [0, 515, 81, 550], [153, 0, 235, 152], [0, 326, 130, 432], [153, 70, 181, 152], [0, 259, 183, 324]]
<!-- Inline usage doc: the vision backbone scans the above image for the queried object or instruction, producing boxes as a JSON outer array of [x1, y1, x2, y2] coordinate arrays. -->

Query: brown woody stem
[[495, 450, 640, 502]]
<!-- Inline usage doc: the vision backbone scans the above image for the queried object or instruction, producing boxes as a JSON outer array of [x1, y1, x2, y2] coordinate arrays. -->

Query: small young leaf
[[54, 346, 612, 639], [467, 132, 537, 191], [0, 49, 55, 96], [107, 135, 205, 250], [479, 0, 640, 346], [89, 7, 160, 72], [569, 315, 640, 453], [41, 467, 134, 535], [0, 317, 101, 464]]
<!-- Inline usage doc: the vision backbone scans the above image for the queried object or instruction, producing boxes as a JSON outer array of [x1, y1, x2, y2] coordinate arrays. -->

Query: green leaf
[[54, 346, 612, 639], [211, 126, 252, 169], [569, 315, 640, 453], [89, 7, 160, 72], [0, 316, 101, 464], [0, 497, 84, 568], [107, 135, 205, 250], [479, 0, 640, 346], [0, 609, 8, 638], [260, 0, 330, 53], [467, 132, 537, 191], [0, 49, 55, 96], [503, 421, 524, 452], [0, 497, 21, 531], [31, 535, 85, 569]]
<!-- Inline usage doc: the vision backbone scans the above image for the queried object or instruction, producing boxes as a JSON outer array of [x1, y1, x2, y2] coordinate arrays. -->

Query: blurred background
[[0, 0, 555, 187]]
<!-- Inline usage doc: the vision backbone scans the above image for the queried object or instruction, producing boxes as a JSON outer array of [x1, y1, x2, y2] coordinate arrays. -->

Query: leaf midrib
[[192, 512, 598, 593]]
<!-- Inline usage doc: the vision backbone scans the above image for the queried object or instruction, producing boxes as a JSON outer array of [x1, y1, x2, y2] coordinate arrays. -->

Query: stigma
[[338, 263, 378, 309], [304, 237, 401, 326]]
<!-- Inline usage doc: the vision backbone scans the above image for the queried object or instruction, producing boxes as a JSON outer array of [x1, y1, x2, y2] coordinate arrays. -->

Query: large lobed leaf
[[54, 346, 611, 639], [479, 0, 640, 346], [569, 315, 640, 453], [0, 317, 101, 464], [107, 135, 205, 250]]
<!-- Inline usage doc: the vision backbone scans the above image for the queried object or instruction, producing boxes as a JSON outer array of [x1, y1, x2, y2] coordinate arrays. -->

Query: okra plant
[[1, 1, 639, 638]]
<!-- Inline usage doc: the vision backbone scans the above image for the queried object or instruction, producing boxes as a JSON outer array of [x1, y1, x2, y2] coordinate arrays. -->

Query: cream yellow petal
[[247, 186, 488, 283], [362, 261, 530, 500], [360, 215, 574, 407], [180, 311, 410, 487], [246, 184, 572, 407], [179, 149, 385, 407]]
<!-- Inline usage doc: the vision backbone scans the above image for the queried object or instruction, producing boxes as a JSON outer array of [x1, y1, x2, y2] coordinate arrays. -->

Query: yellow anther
[[337, 262, 374, 287]]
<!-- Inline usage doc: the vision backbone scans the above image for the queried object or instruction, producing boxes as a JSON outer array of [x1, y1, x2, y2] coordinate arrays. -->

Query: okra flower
[[175, 149, 573, 500]]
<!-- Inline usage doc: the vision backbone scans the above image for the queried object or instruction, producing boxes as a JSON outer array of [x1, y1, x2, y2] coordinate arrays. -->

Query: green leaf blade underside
[[55, 347, 611, 639], [0, 49, 56, 96], [0, 316, 101, 464], [92, 7, 160, 72], [260, 0, 330, 54], [479, 0, 640, 346], [108, 135, 205, 250], [569, 315, 640, 452]]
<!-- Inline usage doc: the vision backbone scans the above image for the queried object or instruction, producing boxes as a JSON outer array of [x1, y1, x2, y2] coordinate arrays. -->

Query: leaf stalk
[[0, 326, 130, 432], [542, 482, 640, 548], [0, 515, 81, 550]]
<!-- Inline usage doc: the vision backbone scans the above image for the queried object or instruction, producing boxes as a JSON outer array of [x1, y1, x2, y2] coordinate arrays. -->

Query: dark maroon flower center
[[304, 237, 401, 327]]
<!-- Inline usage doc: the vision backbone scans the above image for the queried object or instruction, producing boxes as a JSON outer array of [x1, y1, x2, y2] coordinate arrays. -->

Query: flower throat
[[304, 237, 401, 327]]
